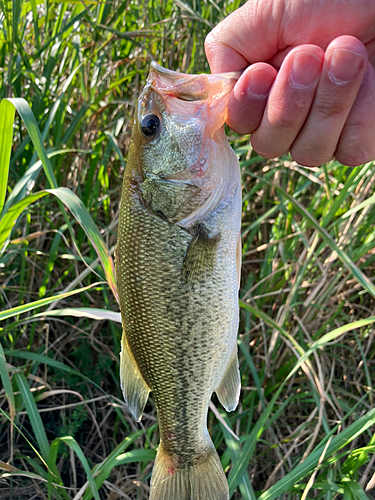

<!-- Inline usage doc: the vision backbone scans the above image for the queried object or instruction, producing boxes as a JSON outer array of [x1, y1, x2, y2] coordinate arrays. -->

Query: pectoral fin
[[120, 335, 150, 421], [215, 351, 241, 412], [181, 225, 220, 284]]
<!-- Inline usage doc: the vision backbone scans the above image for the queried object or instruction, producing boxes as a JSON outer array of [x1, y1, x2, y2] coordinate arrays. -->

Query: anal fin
[[215, 351, 241, 412], [120, 335, 150, 421]]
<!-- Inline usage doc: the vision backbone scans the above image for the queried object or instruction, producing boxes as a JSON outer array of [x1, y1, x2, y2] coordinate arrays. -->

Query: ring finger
[[250, 45, 324, 159], [291, 36, 368, 166]]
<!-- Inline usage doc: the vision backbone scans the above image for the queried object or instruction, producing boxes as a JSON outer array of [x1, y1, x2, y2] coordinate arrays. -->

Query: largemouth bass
[[115, 62, 242, 500]]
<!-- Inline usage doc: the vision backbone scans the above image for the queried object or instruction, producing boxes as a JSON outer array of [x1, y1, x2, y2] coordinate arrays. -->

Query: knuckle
[[290, 146, 332, 167], [313, 95, 347, 119], [268, 104, 298, 129], [335, 151, 369, 167], [204, 31, 216, 53], [251, 136, 287, 159]]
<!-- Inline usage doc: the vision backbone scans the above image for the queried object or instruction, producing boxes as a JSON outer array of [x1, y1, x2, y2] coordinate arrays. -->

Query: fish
[[115, 61, 242, 500]]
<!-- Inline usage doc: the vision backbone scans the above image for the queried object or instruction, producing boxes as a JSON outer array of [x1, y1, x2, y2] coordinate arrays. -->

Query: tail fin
[[150, 440, 228, 500]]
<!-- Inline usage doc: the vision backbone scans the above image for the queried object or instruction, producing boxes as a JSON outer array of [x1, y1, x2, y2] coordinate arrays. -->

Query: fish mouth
[[148, 61, 242, 102]]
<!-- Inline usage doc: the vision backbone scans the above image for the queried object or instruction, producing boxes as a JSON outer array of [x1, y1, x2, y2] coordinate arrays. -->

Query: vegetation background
[[1, 0, 375, 499]]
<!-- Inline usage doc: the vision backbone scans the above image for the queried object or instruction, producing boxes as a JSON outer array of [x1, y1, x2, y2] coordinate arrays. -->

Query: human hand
[[205, 0, 375, 167]]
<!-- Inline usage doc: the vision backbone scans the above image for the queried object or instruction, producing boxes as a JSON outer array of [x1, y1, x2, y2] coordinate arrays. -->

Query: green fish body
[[115, 63, 241, 500]]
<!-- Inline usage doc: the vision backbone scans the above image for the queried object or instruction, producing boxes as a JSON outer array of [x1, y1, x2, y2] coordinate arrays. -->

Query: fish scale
[[115, 62, 242, 500]]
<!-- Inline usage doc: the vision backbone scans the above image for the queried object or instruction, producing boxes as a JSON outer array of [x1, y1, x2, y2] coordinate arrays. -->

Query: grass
[[0, 0, 375, 499]]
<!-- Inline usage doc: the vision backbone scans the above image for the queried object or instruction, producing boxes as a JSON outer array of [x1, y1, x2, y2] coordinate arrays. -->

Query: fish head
[[129, 62, 240, 226]]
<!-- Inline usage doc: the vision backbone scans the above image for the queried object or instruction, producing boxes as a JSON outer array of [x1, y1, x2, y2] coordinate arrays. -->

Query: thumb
[[205, 1, 282, 73]]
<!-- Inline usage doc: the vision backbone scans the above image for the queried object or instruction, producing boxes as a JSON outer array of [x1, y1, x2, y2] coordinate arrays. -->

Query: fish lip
[[150, 61, 243, 81], [150, 61, 192, 80], [148, 62, 243, 103]]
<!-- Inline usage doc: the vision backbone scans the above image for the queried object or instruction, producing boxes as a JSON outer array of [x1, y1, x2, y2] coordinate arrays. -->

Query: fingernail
[[290, 52, 322, 89], [247, 68, 274, 98], [329, 48, 365, 84]]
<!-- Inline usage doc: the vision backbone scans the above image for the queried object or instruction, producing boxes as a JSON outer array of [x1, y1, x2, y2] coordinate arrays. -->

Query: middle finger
[[250, 45, 324, 159]]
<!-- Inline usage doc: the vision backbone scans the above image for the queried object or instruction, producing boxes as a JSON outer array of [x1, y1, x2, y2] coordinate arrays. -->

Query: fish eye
[[141, 114, 160, 137]]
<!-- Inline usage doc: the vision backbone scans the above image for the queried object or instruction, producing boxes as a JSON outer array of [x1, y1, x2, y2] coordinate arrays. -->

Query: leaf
[[0, 344, 15, 415], [5, 98, 58, 188], [0, 186, 117, 300], [3, 349, 105, 395], [46, 187, 118, 302], [33, 307, 122, 323], [4, 350, 85, 379], [0, 100, 118, 301], [83, 447, 155, 500], [3, 148, 79, 214], [258, 409, 375, 500], [0, 345, 15, 452], [217, 410, 256, 500], [0, 191, 49, 249], [228, 388, 284, 494], [0, 407, 48, 470], [342, 193, 375, 218], [59, 436, 100, 500], [0, 282, 103, 321], [273, 185, 375, 298], [343, 479, 372, 500], [0, 100, 16, 215], [172, 0, 213, 27], [13, 373, 51, 463]]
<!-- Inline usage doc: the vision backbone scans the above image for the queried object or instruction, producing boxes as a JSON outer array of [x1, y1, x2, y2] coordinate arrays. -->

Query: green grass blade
[[219, 413, 256, 500], [83, 449, 156, 500], [0, 344, 15, 422], [0, 184, 117, 299], [59, 436, 100, 500], [172, 0, 213, 27], [344, 479, 372, 500], [0, 99, 16, 215], [228, 387, 284, 494], [14, 372, 51, 461], [104, 131, 126, 169], [46, 187, 118, 302], [0, 191, 49, 249], [0, 407, 48, 469], [33, 307, 121, 323], [228, 310, 375, 495], [3, 149, 77, 214], [285, 316, 375, 383], [4, 350, 88, 381], [343, 193, 375, 218], [258, 409, 375, 500], [5, 98, 58, 188], [273, 184, 375, 298], [0, 282, 103, 321], [9, 376, 68, 499]]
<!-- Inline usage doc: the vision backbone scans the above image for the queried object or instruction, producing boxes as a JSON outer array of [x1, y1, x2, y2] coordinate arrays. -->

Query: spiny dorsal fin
[[181, 225, 220, 284]]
